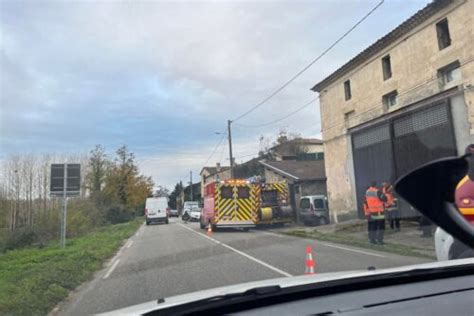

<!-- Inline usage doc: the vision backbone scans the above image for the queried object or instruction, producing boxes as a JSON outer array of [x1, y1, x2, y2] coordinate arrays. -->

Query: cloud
[[0, 0, 430, 184]]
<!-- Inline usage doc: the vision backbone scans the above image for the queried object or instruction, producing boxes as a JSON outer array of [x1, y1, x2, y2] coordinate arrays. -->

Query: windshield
[[300, 198, 311, 209], [313, 199, 325, 209], [2, 0, 473, 315], [262, 190, 278, 206]]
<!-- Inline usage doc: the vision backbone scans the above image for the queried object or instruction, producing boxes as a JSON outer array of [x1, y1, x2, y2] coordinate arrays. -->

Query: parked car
[[434, 227, 474, 261], [182, 201, 200, 221], [169, 209, 179, 217], [299, 195, 330, 226], [145, 197, 169, 225], [189, 208, 201, 222]]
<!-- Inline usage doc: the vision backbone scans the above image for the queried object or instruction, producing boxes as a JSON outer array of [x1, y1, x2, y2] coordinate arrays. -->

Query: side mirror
[[395, 154, 474, 247]]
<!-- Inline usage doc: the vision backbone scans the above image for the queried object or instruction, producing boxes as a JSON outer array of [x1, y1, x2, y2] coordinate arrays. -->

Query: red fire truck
[[200, 179, 259, 230]]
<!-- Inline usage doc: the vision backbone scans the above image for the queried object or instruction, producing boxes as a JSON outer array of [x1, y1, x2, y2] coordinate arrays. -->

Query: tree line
[[0, 145, 153, 252]]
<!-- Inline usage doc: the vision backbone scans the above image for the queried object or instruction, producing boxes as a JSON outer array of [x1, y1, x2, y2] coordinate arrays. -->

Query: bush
[[105, 204, 133, 224], [67, 211, 93, 238], [3, 228, 38, 251]]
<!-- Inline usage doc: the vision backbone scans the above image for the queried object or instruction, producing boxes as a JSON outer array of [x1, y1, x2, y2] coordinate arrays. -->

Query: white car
[[189, 208, 201, 221], [169, 209, 179, 217], [183, 201, 200, 221], [434, 227, 474, 261]]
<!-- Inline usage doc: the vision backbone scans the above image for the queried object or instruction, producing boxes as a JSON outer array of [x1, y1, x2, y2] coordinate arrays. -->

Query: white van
[[145, 197, 169, 225]]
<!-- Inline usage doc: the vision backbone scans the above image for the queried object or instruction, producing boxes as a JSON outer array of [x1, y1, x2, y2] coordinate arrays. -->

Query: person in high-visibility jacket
[[382, 182, 400, 231], [455, 144, 474, 225], [366, 181, 387, 245]]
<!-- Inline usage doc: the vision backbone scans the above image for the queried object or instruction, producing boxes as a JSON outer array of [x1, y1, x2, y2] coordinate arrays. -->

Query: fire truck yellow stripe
[[239, 206, 251, 220], [237, 205, 251, 219], [239, 198, 252, 209], [216, 198, 234, 221], [237, 200, 252, 220], [220, 200, 233, 213]]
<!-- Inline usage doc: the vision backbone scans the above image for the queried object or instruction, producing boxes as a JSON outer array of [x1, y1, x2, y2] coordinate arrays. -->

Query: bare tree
[[5, 155, 22, 231], [21, 154, 36, 227]]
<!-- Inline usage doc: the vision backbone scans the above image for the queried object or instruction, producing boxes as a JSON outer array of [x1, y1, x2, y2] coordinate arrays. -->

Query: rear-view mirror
[[394, 154, 474, 247]]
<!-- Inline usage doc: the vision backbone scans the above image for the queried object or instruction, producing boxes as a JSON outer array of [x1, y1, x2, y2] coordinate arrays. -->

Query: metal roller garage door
[[351, 100, 457, 218]]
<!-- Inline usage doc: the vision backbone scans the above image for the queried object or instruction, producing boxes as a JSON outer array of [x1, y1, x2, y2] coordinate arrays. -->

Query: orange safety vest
[[363, 199, 370, 216], [455, 175, 474, 224], [382, 186, 397, 210], [366, 187, 385, 219]]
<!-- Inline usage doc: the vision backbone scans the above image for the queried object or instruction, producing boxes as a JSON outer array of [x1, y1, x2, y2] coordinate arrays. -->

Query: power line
[[229, 153, 258, 160], [202, 132, 227, 167], [234, 97, 318, 128], [231, 0, 385, 123], [218, 136, 227, 164]]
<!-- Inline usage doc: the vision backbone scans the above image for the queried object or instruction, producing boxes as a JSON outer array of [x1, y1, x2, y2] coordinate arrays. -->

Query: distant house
[[200, 138, 326, 199], [232, 138, 325, 179], [259, 160, 327, 208], [270, 138, 324, 161], [200, 163, 231, 198], [233, 156, 265, 179]]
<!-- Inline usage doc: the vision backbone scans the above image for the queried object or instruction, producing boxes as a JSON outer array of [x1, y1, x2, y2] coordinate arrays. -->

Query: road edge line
[[103, 259, 120, 279], [177, 223, 293, 277], [257, 230, 386, 258]]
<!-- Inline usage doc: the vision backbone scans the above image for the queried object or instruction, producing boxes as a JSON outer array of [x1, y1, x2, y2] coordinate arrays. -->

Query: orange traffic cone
[[305, 246, 316, 275], [207, 223, 213, 236]]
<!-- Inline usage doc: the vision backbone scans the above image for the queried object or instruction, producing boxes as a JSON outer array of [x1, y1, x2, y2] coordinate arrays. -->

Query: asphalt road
[[57, 217, 432, 315]]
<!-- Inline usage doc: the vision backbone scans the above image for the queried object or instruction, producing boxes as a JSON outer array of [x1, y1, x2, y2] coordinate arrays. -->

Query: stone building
[[200, 164, 231, 198], [311, 0, 474, 220], [260, 160, 327, 208], [269, 138, 324, 161]]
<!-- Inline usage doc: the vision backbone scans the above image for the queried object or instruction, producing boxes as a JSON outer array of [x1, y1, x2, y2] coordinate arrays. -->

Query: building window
[[382, 55, 392, 80], [438, 61, 461, 86], [383, 90, 398, 108], [436, 18, 451, 50], [344, 80, 351, 101]]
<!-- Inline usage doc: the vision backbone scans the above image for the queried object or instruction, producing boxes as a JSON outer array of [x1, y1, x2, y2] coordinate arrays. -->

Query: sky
[[0, 0, 430, 189]]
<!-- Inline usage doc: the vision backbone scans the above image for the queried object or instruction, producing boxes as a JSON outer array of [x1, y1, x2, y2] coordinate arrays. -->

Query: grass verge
[[0, 218, 142, 315], [282, 229, 436, 260]]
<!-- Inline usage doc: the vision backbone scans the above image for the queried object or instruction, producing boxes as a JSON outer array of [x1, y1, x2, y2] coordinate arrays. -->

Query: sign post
[[50, 163, 81, 248]]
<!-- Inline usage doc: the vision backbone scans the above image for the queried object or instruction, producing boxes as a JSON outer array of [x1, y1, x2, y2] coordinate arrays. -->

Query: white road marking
[[256, 230, 284, 238], [177, 223, 293, 277], [319, 242, 386, 258], [103, 259, 120, 279], [127, 240, 134, 248], [258, 230, 386, 258]]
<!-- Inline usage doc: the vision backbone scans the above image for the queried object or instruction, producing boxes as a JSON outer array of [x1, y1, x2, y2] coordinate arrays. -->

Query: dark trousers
[[387, 210, 400, 230], [368, 219, 385, 243]]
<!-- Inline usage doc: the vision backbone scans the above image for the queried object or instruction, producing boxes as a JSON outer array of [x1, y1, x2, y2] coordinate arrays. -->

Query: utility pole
[[227, 120, 234, 178], [190, 171, 193, 201], [60, 163, 68, 249]]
